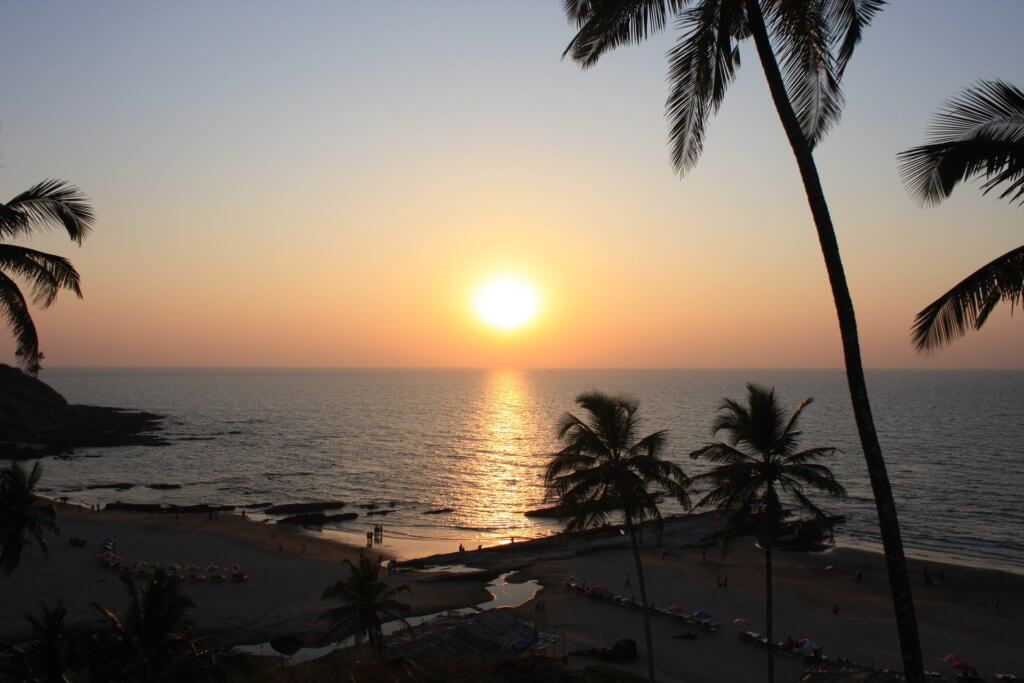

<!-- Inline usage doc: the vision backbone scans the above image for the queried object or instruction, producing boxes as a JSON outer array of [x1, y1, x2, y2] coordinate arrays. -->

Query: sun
[[473, 275, 539, 331]]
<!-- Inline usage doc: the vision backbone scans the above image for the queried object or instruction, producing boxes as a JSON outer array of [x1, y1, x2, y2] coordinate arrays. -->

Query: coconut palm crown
[[1, 179, 93, 375], [690, 384, 845, 543], [318, 554, 410, 654]]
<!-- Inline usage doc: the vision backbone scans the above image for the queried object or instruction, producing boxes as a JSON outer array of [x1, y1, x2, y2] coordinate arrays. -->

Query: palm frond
[[666, 1, 745, 173], [824, 0, 885, 76], [1, 180, 94, 244], [562, 0, 690, 67], [689, 442, 755, 465], [767, 0, 844, 147], [0, 272, 41, 374], [911, 244, 1024, 351], [777, 397, 813, 453], [899, 80, 1024, 206], [0, 245, 82, 307]]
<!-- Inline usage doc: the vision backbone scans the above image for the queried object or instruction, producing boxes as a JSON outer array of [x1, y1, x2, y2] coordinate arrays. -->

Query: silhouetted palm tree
[[0, 180, 93, 375], [0, 462, 57, 576], [691, 384, 844, 682], [545, 391, 688, 683], [92, 570, 196, 679], [318, 554, 410, 654], [899, 80, 1024, 351], [559, 3, 924, 678], [15, 600, 83, 682]]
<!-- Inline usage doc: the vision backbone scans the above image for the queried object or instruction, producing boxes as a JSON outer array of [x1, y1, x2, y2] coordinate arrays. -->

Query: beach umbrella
[[941, 654, 961, 665], [798, 639, 819, 651], [692, 611, 712, 620], [732, 617, 752, 627]]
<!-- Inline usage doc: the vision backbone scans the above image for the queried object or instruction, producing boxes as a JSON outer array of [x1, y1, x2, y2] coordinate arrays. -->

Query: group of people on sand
[[366, 524, 385, 546]]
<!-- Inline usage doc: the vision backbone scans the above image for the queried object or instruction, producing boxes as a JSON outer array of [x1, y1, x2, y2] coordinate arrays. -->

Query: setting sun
[[473, 275, 540, 331]]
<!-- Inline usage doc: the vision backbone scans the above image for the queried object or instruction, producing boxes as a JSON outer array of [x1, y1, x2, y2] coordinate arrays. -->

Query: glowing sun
[[473, 275, 539, 331]]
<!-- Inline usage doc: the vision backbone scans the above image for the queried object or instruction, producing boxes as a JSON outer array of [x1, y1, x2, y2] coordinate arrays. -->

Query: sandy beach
[[3, 506, 1022, 682], [0, 505, 490, 645]]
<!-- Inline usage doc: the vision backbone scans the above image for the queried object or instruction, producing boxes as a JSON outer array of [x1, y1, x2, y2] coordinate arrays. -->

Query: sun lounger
[[924, 672, 942, 679], [996, 676, 1019, 681]]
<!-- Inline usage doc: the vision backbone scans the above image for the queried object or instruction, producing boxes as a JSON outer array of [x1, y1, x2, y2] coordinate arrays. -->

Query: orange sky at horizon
[[2, 2, 1022, 371]]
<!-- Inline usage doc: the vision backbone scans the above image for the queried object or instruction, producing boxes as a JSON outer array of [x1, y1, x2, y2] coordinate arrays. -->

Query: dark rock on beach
[[146, 484, 182, 490], [85, 483, 134, 491], [276, 512, 358, 526], [366, 509, 394, 516], [423, 507, 455, 515], [105, 502, 163, 513], [0, 364, 167, 460], [264, 501, 348, 515]]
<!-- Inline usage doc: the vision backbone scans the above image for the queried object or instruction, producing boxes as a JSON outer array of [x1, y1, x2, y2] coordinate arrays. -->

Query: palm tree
[[17, 600, 83, 682], [318, 554, 411, 654], [1, 179, 93, 375], [0, 462, 57, 576], [898, 80, 1024, 351], [92, 570, 196, 679], [545, 391, 688, 683], [559, 3, 924, 678], [690, 384, 845, 682]]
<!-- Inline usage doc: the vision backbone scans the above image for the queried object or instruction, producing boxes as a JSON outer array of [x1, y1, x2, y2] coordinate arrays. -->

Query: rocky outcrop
[[104, 502, 235, 514], [276, 512, 358, 526], [264, 501, 347, 515], [0, 364, 166, 459]]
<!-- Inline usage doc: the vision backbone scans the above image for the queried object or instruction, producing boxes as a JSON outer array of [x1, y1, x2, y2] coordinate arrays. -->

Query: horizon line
[[31, 364, 1024, 372]]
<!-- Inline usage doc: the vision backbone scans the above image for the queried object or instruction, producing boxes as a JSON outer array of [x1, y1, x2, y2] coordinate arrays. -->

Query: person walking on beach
[[624, 572, 631, 592], [856, 568, 863, 584]]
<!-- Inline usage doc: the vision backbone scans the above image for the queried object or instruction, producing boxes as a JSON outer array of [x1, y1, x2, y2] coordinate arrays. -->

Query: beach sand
[[413, 515, 1024, 682], [0, 505, 489, 644], [3, 507, 1022, 682]]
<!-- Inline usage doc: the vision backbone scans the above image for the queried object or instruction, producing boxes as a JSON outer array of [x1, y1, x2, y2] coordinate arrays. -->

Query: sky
[[1, 1, 1022, 370]]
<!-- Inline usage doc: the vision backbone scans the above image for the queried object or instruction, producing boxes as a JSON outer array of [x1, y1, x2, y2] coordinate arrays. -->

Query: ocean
[[36, 368, 1024, 570]]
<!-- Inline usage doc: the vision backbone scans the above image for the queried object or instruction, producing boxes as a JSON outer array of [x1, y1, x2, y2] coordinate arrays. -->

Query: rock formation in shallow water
[[264, 501, 347, 515], [276, 512, 358, 526]]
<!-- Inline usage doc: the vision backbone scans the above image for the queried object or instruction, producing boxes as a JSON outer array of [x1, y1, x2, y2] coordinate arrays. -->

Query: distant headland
[[0, 364, 166, 460]]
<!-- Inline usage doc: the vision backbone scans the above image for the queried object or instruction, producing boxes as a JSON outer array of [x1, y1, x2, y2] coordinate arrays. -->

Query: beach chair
[[996, 675, 1019, 681]]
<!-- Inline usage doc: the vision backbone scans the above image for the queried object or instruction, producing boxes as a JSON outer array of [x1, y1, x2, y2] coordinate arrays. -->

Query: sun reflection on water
[[457, 370, 550, 538]]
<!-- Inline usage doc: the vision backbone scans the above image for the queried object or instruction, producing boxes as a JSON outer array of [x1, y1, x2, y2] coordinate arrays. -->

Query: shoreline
[[40, 486, 1024, 577]]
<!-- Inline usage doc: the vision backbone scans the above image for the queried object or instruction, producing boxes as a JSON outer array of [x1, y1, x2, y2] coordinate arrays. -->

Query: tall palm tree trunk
[[742, 1, 924, 680], [765, 544, 774, 683], [625, 516, 656, 682]]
